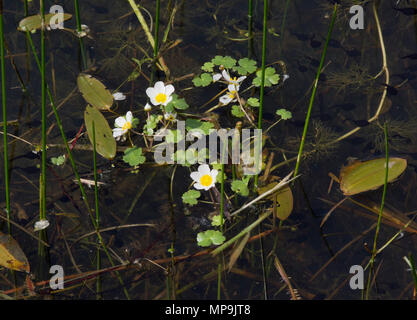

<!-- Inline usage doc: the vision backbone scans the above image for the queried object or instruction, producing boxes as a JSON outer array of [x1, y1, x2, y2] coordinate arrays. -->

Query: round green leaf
[[84, 105, 116, 160], [77, 74, 114, 110]]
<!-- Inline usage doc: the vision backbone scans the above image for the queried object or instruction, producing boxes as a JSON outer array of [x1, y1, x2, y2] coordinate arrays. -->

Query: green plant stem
[[0, 1, 10, 234], [151, 0, 161, 84], [92, 121, 102, 299], [365, 122, 389, 299], [293, 3, 337, 179], [254, 0, 268, 188], [74, 0, 87, 70], [40, 0, 46, 223], [248, 0, 254, 58]]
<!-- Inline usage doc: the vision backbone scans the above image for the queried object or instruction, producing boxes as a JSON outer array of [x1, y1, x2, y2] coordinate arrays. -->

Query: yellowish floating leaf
[[0, 232, 30, 273], [258, 183, 293, 221], [18, 13, 72, 32], [84, 105, 116, 160], [339, 157, 407, 196], [77, 74, 114, 110]]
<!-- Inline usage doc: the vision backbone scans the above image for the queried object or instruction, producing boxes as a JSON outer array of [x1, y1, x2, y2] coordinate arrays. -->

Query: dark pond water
[[0, 0, 417, 299]]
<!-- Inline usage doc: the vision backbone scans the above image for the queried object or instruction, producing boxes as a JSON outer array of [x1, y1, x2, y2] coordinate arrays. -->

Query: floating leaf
[[339, 157, 407, 196], [197, 230, 226, 247], [0, 232, 30, 272], [253, 67, 280, 87], [165, 94, 189, 110], [211, 55, 237, 68], [182, 190, 201, 206], [247, 97, 260, 107], [18, 13, 72, 32], [165, 129, 184, 144], [51, 155, 65, 166], [192, 73, 212, 87], [123, 147, 146, 166], [231, 179, 250, 196], [233, 58, 257, 75], [231, 105, 245, 118], [201, 62, 215, 72], [185, 119, 214, 135], [276, 108, 292, 120], [84, 105, 116, 160], [211, 215, 224, 227], [143, 114, 159, 135], [77, 74, 114, 110]]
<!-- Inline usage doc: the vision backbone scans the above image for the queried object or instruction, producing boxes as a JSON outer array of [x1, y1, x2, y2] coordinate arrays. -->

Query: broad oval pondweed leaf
[[258, 183, 293, 221], [18, 13, 72, 32], [77, 74, 114, 110], [0, 232, 30, 273], [84, 105, 116, 160], [339, 157, 407, 196]]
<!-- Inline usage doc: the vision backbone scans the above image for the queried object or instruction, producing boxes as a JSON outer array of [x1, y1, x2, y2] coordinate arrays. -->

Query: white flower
[[113, 92, 126, 101], [190, 164, 218, 191], [34, 219, 50, 231], [146, 81, 175, 106], [282, 74, 290, 82], [212, 73, 222, 82], [222, 70, 246, 91], [164, 112, 177, 122], [113, 111, 133, 141], [144, 103, 152, 112], [219, 90, 237, 105]]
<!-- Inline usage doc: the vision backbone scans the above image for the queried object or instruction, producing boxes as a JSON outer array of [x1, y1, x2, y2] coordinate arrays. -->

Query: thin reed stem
[[40, 0, 46, 223], [365, 122, 389, 299], [248, 0, 254, 58], [151, 0, 160, 83], [254, 0, 268, 188], [92, 121, 102, 299], [74, 0, 87, 70], [293, 3, 337, 179], [0, 0, 10, 234]]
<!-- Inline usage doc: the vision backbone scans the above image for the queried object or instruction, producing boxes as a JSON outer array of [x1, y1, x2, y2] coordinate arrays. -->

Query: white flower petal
[[112, 92, 126, 101], [219, 94, 233, 105], [125, 111, 133, 123], [193, 183, 205, 190], [154, 81, 165, 93], [190, 171, 201, 182], [228, 84, 239, 92], [237, 76, 246, 83], [146, 87, 156, 99], [198, 164, 210, 175], [210, 169, 219, 181], [213, 73, 222, 82], [222, 69, 231, 82], [165, 84, 175, 96], [112, 128, 125, 138], [34, 219, 50, 231], [114, 116, 126, 128]]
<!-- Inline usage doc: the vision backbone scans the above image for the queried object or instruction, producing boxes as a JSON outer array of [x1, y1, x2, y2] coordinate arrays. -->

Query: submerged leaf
[[84, 105, 116, 160], [18, 13, 72, 32], [339, 157, 407, 196], [0, 232, 30, 273], [258, 183, 293, 220], [77, 74, 114, 110]]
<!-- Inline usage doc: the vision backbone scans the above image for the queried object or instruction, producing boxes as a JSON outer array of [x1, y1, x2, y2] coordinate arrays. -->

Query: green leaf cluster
[[197, 230, 226, 247], [233, 58, 257, 75], [122, 147, 146, 166], [51, 155, 65, 166], [182, 190, 201, 206], [252, 67, 280, 87]]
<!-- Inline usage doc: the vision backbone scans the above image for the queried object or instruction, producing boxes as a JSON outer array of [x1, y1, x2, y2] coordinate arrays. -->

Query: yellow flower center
[[155, 93, 167, 104], [230, 76, 238, 84], [228, 90, 236, 99], [200, 174, 213, 187], [122, 121, 132, 131]]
